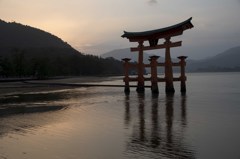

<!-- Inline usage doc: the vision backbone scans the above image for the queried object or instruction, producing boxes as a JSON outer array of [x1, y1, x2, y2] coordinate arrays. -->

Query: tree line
[[0, 49, 124, 79]]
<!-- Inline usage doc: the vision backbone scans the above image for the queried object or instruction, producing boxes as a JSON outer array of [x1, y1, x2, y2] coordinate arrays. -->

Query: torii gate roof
[[121, 17, 193, 42]]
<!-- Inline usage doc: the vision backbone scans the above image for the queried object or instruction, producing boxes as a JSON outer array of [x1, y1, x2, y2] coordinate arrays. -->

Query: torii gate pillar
[[178, 56, 187, 93], [122, 58, 131, 94], [164, 37, 175, 93], [136, 41, 145, 93], [149, 55, 159, 94]]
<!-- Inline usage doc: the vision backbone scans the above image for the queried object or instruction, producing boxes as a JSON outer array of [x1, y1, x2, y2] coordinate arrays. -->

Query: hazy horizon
[[0, 0, 240, 59]]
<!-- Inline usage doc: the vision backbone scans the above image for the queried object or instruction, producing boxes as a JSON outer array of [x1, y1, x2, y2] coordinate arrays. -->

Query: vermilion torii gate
[[121, 18, 194, 94]]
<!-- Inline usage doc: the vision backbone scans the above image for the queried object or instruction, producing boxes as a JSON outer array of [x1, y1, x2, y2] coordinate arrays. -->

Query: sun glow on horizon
[[0, 0, 240, 58]]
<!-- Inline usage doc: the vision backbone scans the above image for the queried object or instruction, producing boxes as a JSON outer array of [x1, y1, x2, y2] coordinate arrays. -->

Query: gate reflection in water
[[124, 93, 195, 159]]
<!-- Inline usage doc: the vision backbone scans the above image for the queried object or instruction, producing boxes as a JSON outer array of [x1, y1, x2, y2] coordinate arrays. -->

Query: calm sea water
[[0, 72, 240, 159]]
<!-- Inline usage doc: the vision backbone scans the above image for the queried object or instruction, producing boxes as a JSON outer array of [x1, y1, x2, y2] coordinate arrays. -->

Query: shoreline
[[0, 76, 123, 95], [0, 75, 122, 82]]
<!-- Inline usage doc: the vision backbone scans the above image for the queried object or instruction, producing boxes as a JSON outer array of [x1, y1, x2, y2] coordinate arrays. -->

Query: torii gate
[[121, 17, 194, 94]]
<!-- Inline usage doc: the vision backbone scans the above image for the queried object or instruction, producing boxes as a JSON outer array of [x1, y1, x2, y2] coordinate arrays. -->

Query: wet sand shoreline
[[0, 76, 122, 95]]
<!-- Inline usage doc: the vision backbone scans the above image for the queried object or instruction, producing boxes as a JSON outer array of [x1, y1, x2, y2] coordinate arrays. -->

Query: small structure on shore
[[121, 18, 194, 94]]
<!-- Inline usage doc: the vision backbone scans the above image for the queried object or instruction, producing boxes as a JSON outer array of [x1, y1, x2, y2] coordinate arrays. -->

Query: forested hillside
[[0, 20, 123, 78]]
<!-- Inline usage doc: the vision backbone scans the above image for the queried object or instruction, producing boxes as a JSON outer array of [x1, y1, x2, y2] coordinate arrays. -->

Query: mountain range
[[0, 19, 123, 77], [187, 46, 240, 72], [101, 46, 240, 72]]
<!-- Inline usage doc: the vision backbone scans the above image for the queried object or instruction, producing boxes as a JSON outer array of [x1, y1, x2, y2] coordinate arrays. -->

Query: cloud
[[148, 0, 158, 4]]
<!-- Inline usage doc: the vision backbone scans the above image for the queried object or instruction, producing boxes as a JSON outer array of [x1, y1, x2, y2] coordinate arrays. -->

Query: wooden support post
[[149, 55, 159, 94], [136, 41, 145, 93], [178, 56, 187, 93], [164, 37, 175, 93], [122, 58, 131, 94]]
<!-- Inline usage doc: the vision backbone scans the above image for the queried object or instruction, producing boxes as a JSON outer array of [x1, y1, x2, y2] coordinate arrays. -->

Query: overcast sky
[[0, 0, 240, 59]]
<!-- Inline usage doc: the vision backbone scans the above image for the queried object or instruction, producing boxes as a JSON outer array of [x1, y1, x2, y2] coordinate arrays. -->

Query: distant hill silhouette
[[0, 19, 71, 48], [101, 46, 240, 72], [0, 19, 80, 57], [101, 48, 161, 63], [0, 19, 123, 78], [187, 46, 240, 72]]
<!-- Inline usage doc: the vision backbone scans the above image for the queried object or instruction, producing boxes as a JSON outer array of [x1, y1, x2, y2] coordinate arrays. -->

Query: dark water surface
[[0, 73, 240, 159]]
